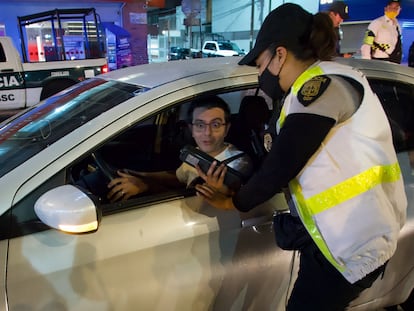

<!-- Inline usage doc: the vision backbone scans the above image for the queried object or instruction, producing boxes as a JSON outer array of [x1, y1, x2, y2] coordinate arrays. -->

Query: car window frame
[[3, 86, 263, 240], [367, 77, 414, 152]]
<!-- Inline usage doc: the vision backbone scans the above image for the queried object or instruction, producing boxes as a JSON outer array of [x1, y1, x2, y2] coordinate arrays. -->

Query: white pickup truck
[[201, 40, 245, 57], [0, 8, 107, 113]]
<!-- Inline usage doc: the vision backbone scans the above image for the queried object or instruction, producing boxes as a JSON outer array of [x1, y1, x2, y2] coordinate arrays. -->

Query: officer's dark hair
[[187, 95, 231, 123], [268, 12, 337, 62]]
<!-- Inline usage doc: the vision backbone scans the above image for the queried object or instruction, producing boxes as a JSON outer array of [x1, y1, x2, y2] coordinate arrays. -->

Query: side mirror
[[35, 185, 101, 234]]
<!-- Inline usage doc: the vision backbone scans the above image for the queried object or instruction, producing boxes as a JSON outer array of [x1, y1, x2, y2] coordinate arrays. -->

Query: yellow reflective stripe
[[364, 36, 375, 45], [292, 66, 325, 95], [278, 65, 325, 129], [290, 162, 402, 272], [363, 31, 375, 45], [290, 178, 346, 272], [277, 106, 286, 128], [306, 162, 401, 214]]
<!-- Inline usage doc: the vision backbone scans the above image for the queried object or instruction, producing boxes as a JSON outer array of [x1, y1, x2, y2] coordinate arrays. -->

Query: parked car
[[168, 46, 191, 60], [201, 40, 245, 57], [0, 57, 413, 310]]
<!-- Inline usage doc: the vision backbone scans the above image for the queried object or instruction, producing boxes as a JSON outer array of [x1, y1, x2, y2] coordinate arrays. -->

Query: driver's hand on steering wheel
[[107, 171, 149, 202]]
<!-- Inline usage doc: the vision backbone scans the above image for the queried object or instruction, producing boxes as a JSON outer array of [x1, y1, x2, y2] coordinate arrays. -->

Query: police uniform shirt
[[233, 74, 361, 212], [361, 15, 401, 60]]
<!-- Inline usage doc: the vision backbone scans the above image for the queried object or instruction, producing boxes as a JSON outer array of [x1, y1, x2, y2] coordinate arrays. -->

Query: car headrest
[[239, 95, 271, 131]]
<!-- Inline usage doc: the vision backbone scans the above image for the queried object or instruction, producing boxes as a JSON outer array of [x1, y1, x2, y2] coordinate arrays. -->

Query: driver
[[106, 95, 253, 202]]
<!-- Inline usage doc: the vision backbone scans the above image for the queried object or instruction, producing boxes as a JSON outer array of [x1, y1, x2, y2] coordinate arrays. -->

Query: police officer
[[195, 3, 407, 310], [409, 41, 414, 67], [361, 0, 402, 63], [326, 1, 350, 55]]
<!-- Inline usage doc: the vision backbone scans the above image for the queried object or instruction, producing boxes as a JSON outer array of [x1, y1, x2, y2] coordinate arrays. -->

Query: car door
[[348, 77, 414, 309], [5, 89, 292, 311]]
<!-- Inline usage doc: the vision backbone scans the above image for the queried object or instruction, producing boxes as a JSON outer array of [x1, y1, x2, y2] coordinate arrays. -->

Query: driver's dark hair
[[187, 95, 231, 123]]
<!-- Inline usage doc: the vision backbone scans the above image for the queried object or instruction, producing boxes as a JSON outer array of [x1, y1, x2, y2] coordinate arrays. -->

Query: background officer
[[361, 0, 402, 63], [326, 1, 350, 56]]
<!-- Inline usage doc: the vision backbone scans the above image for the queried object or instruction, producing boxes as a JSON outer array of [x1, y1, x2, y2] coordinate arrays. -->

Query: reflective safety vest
[[277, 61, 407, 283]]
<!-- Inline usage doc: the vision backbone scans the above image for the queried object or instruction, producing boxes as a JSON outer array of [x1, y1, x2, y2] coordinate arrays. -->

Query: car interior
[[69, 88, 273, 210], [369, 79, 414, 152]]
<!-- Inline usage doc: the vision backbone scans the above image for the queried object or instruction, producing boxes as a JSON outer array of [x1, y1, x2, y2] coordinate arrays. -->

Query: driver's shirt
[[176, 143, 251, 186]]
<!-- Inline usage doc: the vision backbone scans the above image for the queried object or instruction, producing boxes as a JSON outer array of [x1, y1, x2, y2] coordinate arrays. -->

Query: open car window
[[2, 87, 272, 238], [368, 78, 414, 152], [70, 88, 272, 212]]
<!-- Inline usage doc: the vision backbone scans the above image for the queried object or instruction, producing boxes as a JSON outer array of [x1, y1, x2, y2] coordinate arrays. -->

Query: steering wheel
[[91, 151, 118, 182], [90, 151, 149, 202]]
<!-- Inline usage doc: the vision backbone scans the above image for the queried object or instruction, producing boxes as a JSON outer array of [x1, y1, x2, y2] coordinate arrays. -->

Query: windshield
[[0, 78, 143, 178], [219, 42, 240, 52]]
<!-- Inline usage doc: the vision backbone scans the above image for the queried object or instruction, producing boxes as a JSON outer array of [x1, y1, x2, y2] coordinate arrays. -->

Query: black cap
[[239, 3, 313, 66], [329, 1, 350, 20], [387, 0, 401, 5]]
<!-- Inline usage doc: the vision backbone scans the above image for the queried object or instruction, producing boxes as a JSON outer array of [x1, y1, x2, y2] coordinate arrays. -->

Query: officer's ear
[[275, 47, 287, 63], [276, 46, 287, 62]]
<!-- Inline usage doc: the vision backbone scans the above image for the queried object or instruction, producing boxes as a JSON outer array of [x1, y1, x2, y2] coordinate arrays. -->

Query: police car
[[0, 56, 413, 310], [0, 8, 107, 113]]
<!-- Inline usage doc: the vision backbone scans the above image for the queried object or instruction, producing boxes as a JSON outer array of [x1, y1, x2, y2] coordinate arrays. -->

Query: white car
[[0, 57, 413, 310], [201, 40, 244, 57]]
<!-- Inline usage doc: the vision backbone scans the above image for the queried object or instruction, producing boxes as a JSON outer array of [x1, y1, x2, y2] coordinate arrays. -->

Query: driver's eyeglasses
[[191, 121, 227, 132]]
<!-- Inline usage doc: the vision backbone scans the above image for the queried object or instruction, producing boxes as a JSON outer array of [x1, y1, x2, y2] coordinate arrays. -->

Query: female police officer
[[195, 3, 407, 310]]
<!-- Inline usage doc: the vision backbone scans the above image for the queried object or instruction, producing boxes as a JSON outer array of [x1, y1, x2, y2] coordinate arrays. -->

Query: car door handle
[[241, 214, 273, 228]]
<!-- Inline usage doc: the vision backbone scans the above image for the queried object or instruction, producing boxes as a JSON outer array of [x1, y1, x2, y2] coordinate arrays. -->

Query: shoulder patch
[[298, 75, 331, 107]]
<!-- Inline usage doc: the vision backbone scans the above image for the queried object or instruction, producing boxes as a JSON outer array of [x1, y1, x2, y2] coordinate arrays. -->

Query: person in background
[[408, 41, 414, 67], [107, 95, 252, 202], [361, 0, 402, 64], [326, 0, 350, 55], [195, 3, 407, 310]]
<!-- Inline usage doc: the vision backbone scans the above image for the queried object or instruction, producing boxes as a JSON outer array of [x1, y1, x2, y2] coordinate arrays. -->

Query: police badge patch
[[297, 75, 331, 106]]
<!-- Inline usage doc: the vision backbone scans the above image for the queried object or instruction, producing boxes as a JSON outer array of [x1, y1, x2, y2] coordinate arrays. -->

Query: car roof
[[102, 56, 414, 90], [100, 56, 254, 89], [335, 57, 414, 83]]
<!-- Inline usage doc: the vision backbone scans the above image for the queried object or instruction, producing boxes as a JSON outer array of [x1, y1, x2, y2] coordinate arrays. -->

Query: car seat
[[229, 95, 271, 168]]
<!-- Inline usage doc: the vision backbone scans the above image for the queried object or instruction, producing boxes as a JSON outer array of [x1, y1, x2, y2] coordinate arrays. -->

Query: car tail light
[[101, 64, 109, 74]]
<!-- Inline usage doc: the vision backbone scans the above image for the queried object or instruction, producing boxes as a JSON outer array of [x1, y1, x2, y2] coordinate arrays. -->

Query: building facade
[[1, 0, 413, 65]]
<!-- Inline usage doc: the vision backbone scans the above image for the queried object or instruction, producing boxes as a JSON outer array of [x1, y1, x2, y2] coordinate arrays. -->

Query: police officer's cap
[[238, 3, 313, 66], [329, 1, 350, 20], [387, 0, 401, 5]]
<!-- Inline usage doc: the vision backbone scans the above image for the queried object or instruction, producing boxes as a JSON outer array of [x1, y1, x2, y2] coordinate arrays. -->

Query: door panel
[[7, 196, 292, 310]]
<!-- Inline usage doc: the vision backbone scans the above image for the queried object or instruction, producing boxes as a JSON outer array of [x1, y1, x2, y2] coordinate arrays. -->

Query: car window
[[368, 79, 414, 152], [1, 87, 271, 239], [219, 42, 234, 51], [0, 43, 5, 62], [72, 90, 256, 209], [0, 79, 143, 178], [205, 43, 215, 51]]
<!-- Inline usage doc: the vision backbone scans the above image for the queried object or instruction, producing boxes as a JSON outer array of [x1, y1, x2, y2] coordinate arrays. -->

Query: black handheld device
[[179, 145, 245, 190]]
